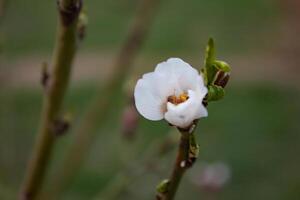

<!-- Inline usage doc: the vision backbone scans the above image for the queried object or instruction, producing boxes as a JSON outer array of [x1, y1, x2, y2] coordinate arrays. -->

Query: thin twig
[[42, 0, 162, 198], [156, 44, 231, 199], [157, 128, 193, 200], [19, 0, 82, 199], [0, 0, 7, 19]]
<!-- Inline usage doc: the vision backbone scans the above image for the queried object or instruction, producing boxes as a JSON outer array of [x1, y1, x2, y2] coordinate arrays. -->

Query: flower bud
[[207, 85, 225, 102], [213, 60, 231, 72], [121, 104, 139, 140], [77, 10, 88, 40], [214, 71, 230, 88]]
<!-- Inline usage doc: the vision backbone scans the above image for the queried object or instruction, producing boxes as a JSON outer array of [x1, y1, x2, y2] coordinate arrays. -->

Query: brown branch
[[18, 0, 82, 199], [156, 128, 194, 200], [157, 56, 231, 199], [41, 0, 162, 199]]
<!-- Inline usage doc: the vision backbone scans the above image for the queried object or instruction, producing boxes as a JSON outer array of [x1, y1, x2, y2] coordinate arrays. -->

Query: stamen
[[167, 92, 189, 105]]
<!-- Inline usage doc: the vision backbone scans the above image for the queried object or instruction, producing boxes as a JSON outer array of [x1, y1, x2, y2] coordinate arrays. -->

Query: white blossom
[[134, 58, 208, 128]]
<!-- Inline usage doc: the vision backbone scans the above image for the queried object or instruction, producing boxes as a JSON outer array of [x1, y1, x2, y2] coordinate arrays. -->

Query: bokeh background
[[1, 0, 300, 199]]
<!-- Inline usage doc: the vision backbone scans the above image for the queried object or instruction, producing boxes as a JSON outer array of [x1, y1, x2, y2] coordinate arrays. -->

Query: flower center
[[167, 93, 189, 105]]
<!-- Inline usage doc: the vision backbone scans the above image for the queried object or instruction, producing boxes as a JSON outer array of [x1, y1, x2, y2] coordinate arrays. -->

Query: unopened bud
[[77, 9, 88, 40], [213, 60, 231, 72], [207, 85, 225, 102], [156, 179, 170, 194], [121, 105, 139, 140], [214, 71, 230, 88]]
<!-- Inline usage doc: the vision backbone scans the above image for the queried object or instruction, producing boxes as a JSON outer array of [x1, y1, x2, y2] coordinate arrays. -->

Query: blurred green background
[[1, 0, 300, 199]]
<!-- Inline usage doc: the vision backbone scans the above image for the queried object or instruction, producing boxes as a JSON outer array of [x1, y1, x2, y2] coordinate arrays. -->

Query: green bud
[[189, 133, 199, 158], [207, 85, 225, 102], [213, 60, 231, 72], [77, 10, 88, 40], [156, 179, 170, 194], [204, 38, 215, 67], [203, 38, 218, 85]]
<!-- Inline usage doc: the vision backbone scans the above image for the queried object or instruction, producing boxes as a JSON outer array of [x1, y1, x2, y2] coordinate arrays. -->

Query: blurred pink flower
[[121, 104, 139, 140], [192, 162, 231, 192]]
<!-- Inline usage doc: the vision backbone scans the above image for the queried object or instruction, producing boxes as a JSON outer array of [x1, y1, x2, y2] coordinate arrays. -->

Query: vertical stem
[[279, 0, 300, 72], [162, 131, 190, 200], [157, 127, 198, 200], [166, 133, 189, 199], [19, 1, 82, 199], [42, 0, 161, 198]]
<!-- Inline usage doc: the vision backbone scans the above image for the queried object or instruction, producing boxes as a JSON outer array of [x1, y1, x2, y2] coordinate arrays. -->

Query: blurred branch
[[94, 130, 178, 200], [0, 0, 7, 19], [0, 0, 8, 54], [43, 0, 162, 198], [279, 0, 300, 72], [19, 0, 83, 199]]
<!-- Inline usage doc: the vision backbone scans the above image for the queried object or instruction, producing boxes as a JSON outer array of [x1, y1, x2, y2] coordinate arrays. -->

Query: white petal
[[155, 58, 197, 76], [134, 75, 164, 120], [142, 72, 174, 100], [194, 74, 208, 100], [164, 90, 207, 128], [155, 58, 201, 93]]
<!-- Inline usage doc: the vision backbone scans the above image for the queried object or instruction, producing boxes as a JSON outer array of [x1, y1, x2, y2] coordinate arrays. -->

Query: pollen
[[167, 93, 189, 105]]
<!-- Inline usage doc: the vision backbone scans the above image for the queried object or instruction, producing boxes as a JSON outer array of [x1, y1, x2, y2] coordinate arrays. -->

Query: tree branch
[[19, 0, 82, 199], [156, 42, 231, 198], [156, 128, 195, 200], [42, 0, 162, 198]]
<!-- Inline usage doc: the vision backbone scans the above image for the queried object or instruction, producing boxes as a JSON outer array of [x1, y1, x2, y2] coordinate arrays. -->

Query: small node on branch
[[40, 62, 50, 90], [57, 0, 82, 26], [180, 160, 186, 168], [19, 191, 32, 200], [51, 114, 72, 136], [19, 0, 84, 198], [187, 156, 197, 166], [77, 9, 88, 41], [156, 179, 170, 199]]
